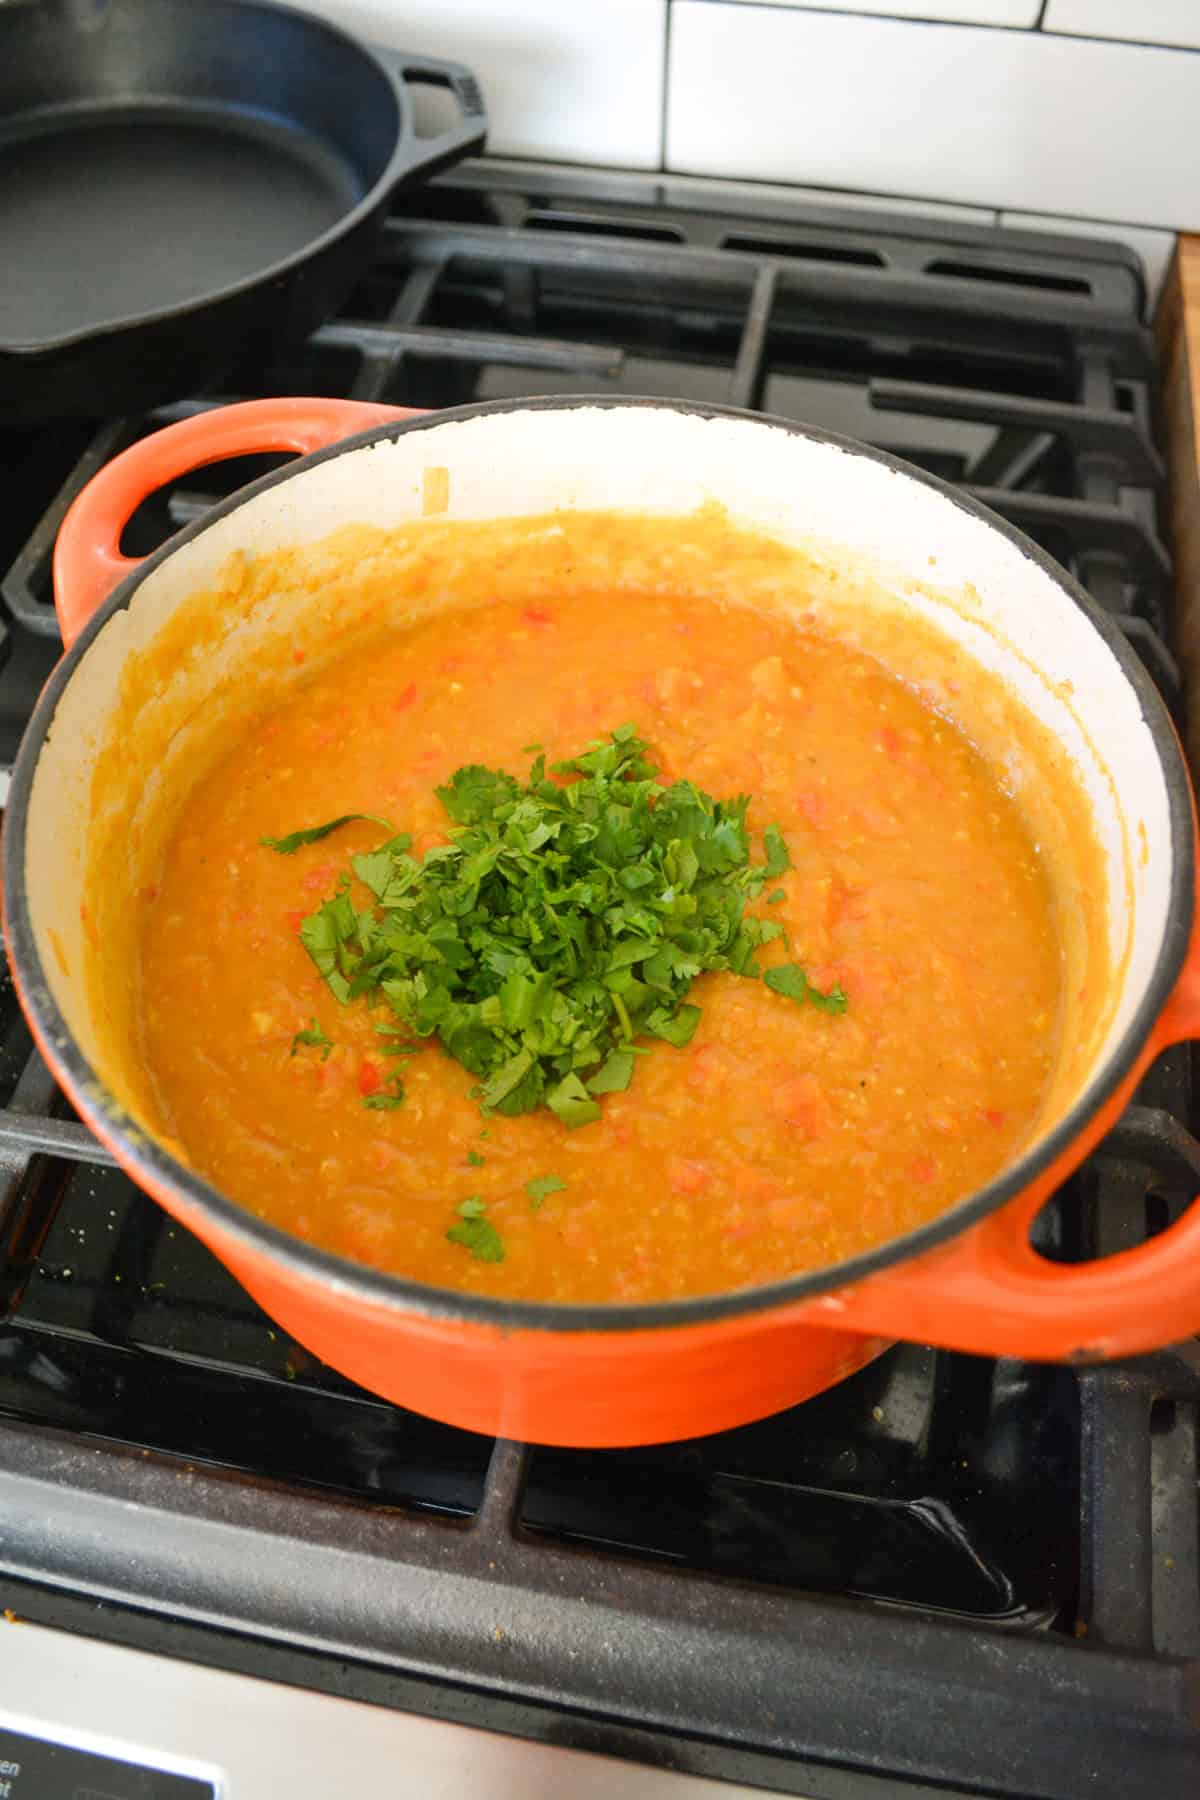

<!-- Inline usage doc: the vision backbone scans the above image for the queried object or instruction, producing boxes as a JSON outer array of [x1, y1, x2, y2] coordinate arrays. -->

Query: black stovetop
[[0, 161, 1197, 1799]]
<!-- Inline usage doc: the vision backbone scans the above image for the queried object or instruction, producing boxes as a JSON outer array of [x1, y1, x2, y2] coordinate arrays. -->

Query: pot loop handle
[[820, 880, 1200, 1363], [53, 398, 419, 649]]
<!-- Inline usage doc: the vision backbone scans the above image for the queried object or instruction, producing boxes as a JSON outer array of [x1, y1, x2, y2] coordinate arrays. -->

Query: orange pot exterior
[[18, 394, 1200, 1449]]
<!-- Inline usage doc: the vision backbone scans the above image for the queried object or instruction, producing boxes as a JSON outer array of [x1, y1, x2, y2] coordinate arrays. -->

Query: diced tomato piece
[[796, 789, 828, 828], [909, 1156, 939, 1184], [286, 909, 305, 933], [686, 1043, 729, 1095], [292, 649, 306, 666], [357, 1061, 382, 1097], [983, 1108, 1007, 1129], [806, 963, 842, 998], [302, 861, 338, 894], [834, 957, 893, 1004], [856, 799, 903, 838], [669, 1158, 712, 1197], [733, 1166, 782, 1206], [339, 1203, 394, 1262], [524, 606, 555, 627], [774, 1073, 828, 1136], [392, 681, 419, 713]]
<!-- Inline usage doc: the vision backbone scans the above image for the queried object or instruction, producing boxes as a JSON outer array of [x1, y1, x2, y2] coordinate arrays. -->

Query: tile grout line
[[675, 1, 1200, 55], [660, 0, 675, 173]]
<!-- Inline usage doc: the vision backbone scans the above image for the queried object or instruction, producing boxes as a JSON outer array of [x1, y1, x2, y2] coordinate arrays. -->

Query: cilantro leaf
[[290, 1019, 333, 1060], [763, 824, 792, 878], [645, 1004, 701, 1049], [547, 1073, 602, 1128], [466, 1149, 486, 1167], [764, 963, 809, 1003], [768, 888, 786, 904], [446, 1196, 504, 1262], [527, 1174, 567, 1211], [436, 765, 520, 825], [262, 814, 392, 854], [765, 962, 849, 1014], [586, 1047, 635, 1094]]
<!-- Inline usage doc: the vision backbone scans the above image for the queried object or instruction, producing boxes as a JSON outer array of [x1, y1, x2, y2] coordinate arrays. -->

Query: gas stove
[[0, 160, 1197, 1799]]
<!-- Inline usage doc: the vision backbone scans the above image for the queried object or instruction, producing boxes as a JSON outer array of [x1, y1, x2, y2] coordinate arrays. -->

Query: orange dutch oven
[[6, 394, 1200, 1447]]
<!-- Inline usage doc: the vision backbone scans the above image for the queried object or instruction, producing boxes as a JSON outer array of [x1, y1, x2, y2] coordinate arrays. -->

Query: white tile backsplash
[[998, 211, 1177, 309], [285, 0, 667, 168], [666, 3, 1200, 230], [713, 0, 1040, 22], [1044, 0, 1200, 50]]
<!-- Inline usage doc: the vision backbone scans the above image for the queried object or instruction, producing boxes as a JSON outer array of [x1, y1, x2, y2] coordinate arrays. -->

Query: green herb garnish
[[767, 888, 786, 905], [764, 962, 848, 1013], [466, 1149, 486, 1167], [586, 1046, 636, 1094], [261, 814, 392, 855], [277, 726, 844, 1127], [763, 824, 792, 879], [446, 1195, 505, 1262], [527, 1174, 567, 1210], [362, 1075, 405, 1110], [290, 1019, 333, 1060]]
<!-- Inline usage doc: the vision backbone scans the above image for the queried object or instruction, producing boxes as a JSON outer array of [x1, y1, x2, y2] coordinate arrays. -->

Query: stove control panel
[[0, 1728, 213, 1799]]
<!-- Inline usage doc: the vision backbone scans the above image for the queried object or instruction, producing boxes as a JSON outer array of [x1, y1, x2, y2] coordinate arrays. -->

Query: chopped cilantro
[[262, 814, 392, 854], [586, 1047, 635, 1094], [278, 727, 843, 1129], [763, 824, 792, 878], [290, 1019, 333, 1060], [466, 1149, 486, 1167], [764, 962, 849, 1014], [521, 742, 543, 754], [808, 982, 850, 1014], [446, 1195, 504, 1262], [527, 1174, 567, 1211], [362, 1075, 405, 1110], [547, 1072, 601, 1129], [767, 888, 786, 905]]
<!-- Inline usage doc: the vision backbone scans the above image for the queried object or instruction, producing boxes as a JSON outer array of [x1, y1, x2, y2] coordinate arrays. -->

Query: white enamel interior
[[25, 403, 1175, 1154]]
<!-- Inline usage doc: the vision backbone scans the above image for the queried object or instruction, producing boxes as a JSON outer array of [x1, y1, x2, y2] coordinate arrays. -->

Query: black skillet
[[0, 0, 487, 422]]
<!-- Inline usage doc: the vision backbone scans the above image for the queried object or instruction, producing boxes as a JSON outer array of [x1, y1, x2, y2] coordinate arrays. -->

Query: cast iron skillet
[[0, 0, 486, 422]]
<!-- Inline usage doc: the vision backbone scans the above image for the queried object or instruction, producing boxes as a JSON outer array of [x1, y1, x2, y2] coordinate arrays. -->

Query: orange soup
[[139, 585, 1062, 1304]]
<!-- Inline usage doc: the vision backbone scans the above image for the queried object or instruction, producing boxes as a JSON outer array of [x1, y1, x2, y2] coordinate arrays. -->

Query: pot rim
[[7, 393, 1194, 1336]]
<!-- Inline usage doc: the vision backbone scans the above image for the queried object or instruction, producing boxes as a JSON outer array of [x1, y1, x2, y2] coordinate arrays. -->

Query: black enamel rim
[[6, 394, 1194, 1335]]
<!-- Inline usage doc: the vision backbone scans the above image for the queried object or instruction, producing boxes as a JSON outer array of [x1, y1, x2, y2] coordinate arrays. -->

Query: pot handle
[[53, 398, 418, 648], [372, 49, 488, 184], [821, 897, 1200, 1362]]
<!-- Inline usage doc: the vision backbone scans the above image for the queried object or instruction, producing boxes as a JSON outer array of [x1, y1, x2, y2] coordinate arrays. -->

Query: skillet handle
[[821, 876, 1200, 1363], [53, 398, 417, 649], [372, 48, 488, 183]]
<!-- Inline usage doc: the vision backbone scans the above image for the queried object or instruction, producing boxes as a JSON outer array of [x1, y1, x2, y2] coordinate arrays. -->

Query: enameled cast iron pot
[[7, 395, 1200, 1448]]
